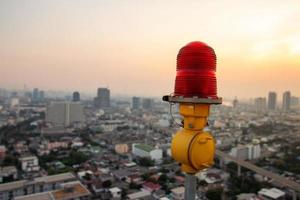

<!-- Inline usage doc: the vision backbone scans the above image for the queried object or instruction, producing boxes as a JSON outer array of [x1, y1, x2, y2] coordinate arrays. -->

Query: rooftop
[[0, 173, 75, 192], [52, 181, 90, 200], [14, 181, 90, 200], [15, 192, 53, 200], [127, 190, 151, 199], [0, 180, 26, 192], [35, 172, 76, 184], [258, 188, 285, 199], [134, 144, 154, 152], [171, 186, 185, 194]]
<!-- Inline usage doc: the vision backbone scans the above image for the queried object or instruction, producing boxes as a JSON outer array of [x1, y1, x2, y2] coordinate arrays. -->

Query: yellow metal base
[[171, 103, 215, 173]]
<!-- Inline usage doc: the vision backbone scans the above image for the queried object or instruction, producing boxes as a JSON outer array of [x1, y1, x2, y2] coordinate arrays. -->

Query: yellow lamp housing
[[171, 103, 215, 174], [171, 130, 215, 173]]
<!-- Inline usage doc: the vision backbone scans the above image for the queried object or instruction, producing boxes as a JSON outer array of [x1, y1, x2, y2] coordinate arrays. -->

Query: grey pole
[[185, 173, 197, 200]]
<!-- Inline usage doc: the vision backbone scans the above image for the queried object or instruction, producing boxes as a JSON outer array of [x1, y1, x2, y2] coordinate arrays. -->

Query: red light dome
[[174, 41, 218, 99]]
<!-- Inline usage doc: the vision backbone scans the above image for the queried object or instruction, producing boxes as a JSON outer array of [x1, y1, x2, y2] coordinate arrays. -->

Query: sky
[[1, 0, 300, 99]]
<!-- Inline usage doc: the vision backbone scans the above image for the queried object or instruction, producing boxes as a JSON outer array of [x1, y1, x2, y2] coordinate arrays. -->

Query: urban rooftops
[[134, 144, 154, 152]]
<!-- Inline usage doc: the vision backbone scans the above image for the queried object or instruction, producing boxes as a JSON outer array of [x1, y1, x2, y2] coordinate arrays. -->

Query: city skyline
[[1, 0, 300, 98]]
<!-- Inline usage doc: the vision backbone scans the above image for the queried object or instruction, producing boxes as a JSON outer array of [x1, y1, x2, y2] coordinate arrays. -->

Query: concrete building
[[94, 88, 110, 108], [39, 91, 45, 102], [46, 102, 85, 127], [258, 188, 285, 200], [132, 144, 162, 162], [142, 98, 153, 110], [72, 91, 80, 102], [114, 144, 129, 154], [291, 96, 299, 107], [0, 146, 6, 160], [127, 190, 151, 200], [109, 187, 121, 199], [248, 144, 261, 160], [19, 156, 40, 172], [232, 97, 238, 108], [230, 145, 249, 160], [254, 97, 267, 113], [10, 98, 19, 110], [282, 91, 291, 112], [0, 166, 17, 183], [171, 187, 185, 200], [268, 92, 277, 110], [32, 88, 39, 102], [236, 193, 259, 200], [230, 144, 261, 160], [0, 173, 76, 200], [132, 97, 141, 110], [14, 181, 90, 200]]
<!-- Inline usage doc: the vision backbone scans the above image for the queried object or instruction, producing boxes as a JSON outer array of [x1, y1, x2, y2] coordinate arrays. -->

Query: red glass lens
[[174, 41, 218, 99]]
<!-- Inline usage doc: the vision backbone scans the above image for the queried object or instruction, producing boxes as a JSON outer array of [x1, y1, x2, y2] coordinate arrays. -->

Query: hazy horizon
[[1, 0, 300, 99]]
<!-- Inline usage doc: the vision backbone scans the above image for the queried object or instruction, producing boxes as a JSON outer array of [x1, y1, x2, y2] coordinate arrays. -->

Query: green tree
[[158, 174, 168, 184], [206, 188, 223, 200], [102, 180, 112, 188], [138, 157, 154, 167], [129, 182, 141, 189]]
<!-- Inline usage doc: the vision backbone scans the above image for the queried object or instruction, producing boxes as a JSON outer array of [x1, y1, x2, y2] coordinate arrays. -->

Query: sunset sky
[[1, 0, 300, 99]]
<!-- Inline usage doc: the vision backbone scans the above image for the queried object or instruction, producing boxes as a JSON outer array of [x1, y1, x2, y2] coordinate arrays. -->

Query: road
[[215, 150, 300, 193]]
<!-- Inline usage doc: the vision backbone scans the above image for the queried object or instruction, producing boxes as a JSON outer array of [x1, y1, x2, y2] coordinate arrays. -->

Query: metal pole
[[185, 173, 197, 200]]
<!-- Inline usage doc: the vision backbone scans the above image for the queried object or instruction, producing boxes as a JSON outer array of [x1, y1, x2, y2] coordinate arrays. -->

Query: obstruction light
[[162, 41, 222, 176]]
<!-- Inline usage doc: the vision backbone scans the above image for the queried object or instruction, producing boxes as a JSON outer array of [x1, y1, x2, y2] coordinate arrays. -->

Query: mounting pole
[[185, 173, 197, 200]]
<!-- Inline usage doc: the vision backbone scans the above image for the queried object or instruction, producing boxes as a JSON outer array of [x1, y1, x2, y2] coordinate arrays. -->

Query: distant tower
[[268, 92, 277, 110], [94, 88, 110, 108], [132, 97, 141, 110], [142, 98, 153, 110], [32, 88, 39, 102], [254, 97, 267, 113], [282, 91, 291, 111], [39, 90, 45, 102], [291, 96, 300, 106], [232, 97, 238, 108], [72, 91, 80, 102]]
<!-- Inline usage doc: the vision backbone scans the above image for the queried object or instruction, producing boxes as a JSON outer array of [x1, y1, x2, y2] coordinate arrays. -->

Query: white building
[[248, 144, 261, 160], [10, 98, 20, 109], [230, 145, 249, 160], [230, 144, 261, 160], [127, 190, 151, 200], [46, 102, 85, 127], [109, 187, 121, 199], [258, 188, 285, 200], [171, 186, 185, 200], [19, 156, 39, 172], [132, 144, 162, 162]]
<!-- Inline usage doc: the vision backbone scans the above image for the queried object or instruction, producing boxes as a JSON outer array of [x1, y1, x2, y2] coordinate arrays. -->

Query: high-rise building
[[46, 102, 85, 127], [32, 88, 39, 102], [142, 98, 153, 110], [282, 91, 291, 111], [132, 97, 141, 110], [230, 145, 249, 160], [268, 92, 277, 110], [72, 91, 80, 102], [232, 97, 238, 108], [254, 97, 267, 112], [291, 96, 300, 107], [39, 90, 45, 101], [94, 88, 110, 108], [248, 144, 261, 160]]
